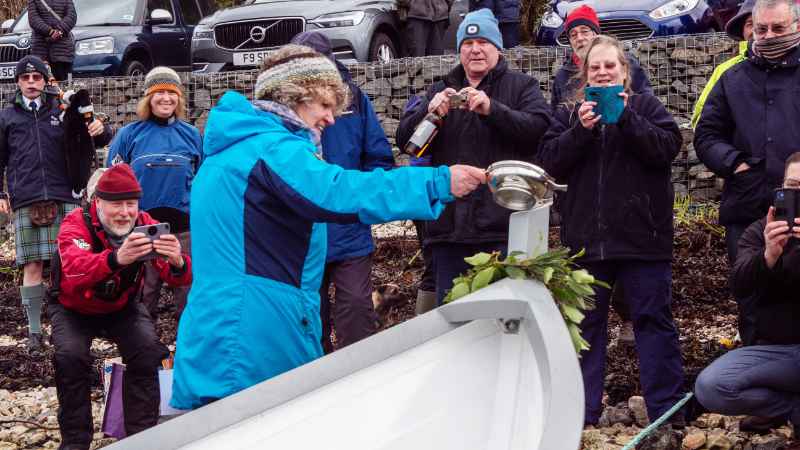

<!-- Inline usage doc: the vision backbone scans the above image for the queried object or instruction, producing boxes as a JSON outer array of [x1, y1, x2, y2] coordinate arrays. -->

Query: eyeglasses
[[754, 21, 798, 36], [18, 73, 43, 82], [569, 28, 595, 40]]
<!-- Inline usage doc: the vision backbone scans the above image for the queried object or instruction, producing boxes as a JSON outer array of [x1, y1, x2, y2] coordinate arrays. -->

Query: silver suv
[[192, 0, 466, 71]]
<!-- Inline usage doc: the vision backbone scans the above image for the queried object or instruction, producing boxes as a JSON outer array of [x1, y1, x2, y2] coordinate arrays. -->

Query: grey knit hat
[[143, 66, 183, 97], [254, 45, 342, 100]]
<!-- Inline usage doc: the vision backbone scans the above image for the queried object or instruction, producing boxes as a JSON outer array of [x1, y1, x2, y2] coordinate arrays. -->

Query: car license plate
[[0, 64, 15, 80], [233, 51, 270, 66]]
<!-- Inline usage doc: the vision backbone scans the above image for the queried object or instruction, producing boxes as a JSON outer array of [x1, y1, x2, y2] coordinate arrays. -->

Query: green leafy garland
[[443, 248, 609, 354]]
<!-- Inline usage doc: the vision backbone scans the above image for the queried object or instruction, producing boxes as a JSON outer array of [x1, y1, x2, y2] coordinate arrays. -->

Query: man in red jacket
[[48, 163, 191, 450]]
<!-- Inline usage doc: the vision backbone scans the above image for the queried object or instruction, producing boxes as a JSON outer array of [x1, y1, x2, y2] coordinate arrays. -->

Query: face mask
[[753, 30, 800, 61]]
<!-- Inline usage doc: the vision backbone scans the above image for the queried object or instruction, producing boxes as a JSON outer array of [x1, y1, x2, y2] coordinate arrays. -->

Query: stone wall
[[0, 32, 739, 201]]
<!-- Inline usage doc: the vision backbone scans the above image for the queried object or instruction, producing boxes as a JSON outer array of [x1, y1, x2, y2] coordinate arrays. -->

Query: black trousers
[[725, 222, 758, 345], [405, 19, 448, 57], [320, 254, 378, 354], [431, 241, 506, 304], [49, 62, 73, 81], [413, 221, 436, 292], [499, 22, 519, 48], [141, 231, 192, 323], [611, 283, 631, 321], [49, 300, 168, 449]]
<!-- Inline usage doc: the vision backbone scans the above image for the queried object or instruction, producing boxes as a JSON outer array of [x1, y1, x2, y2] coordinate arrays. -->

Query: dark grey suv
[[191, 0, 467, 72]]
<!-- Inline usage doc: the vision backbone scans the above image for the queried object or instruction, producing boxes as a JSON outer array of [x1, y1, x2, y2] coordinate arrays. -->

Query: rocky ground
[[0, 219, 794, 449]]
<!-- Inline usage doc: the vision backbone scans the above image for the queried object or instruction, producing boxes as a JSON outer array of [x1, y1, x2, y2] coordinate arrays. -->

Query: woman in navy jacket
[[537, 35, 686, 427]]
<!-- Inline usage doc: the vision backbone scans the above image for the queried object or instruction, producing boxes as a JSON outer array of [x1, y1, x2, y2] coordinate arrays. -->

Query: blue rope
[[620, 392, 694, 450]]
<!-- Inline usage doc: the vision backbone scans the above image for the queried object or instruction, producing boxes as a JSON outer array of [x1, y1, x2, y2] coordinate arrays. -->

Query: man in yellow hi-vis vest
[[691, 0, 754, 129]]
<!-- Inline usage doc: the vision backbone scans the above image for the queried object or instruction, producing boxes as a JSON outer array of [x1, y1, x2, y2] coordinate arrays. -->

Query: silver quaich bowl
[[486, 161, 567, 211]]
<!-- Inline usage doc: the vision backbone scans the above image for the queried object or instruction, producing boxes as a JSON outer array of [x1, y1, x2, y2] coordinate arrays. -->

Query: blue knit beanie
[[457, 9, 503, 50]]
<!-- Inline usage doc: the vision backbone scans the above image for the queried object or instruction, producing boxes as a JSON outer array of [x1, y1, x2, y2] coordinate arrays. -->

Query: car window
[[148, 0, 176, 23], [10, 13, 30, 33], [12, 0, 138, 31], [77, 0, 138, 25], [179, 0, 203, 24]]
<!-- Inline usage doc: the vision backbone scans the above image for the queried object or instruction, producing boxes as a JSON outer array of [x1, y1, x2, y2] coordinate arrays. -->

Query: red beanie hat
[[565, 5, 600, 35], [95, 164, 142, 201]]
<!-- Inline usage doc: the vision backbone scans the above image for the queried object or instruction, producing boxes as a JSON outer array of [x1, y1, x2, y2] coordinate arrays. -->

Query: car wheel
[[122, 60, 148, 77], [369, 32, 396, 63]]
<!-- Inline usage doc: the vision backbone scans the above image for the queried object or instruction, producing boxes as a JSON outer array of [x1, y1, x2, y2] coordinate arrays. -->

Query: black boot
[[739, 415, 787, 434]]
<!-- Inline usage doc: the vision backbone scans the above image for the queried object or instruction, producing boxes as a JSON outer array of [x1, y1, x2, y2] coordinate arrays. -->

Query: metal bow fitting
[[486, 161, 568, 211]]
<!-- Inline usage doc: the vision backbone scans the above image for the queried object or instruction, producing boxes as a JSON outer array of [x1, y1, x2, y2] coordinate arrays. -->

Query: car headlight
[[649, 0, 700, 20], [540, 10, 563, 28], [75, 36, 114, 55], [309, 11, 366, 28], [194, 23, 213, 40]]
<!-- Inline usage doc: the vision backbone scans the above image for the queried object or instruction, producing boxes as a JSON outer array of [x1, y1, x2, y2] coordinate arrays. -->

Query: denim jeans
[[695, 344, 800, 425]]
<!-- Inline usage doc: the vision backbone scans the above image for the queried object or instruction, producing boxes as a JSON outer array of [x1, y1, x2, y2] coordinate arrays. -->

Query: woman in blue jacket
[[171, 44, 486, 410], [537, 35, 685, 427], [106, 67, 203, 321]]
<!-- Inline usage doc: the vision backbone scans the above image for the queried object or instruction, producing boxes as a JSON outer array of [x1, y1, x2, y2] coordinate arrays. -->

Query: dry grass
[[520, 0, 549, 44], [0, 0, 25, 23]]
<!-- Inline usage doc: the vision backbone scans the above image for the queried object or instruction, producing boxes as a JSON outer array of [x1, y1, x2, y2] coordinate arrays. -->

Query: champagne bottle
[[404, 112, 443, 157]]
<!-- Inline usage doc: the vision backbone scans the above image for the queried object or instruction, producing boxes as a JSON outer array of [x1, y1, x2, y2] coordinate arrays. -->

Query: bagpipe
[[46, 76, 105, 201]]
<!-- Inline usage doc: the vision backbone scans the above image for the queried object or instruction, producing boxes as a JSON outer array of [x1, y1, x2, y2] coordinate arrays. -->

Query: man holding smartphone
[[695, 0, 800, 346], [695, 153, 800, 438], [48, 163, 191, 450]]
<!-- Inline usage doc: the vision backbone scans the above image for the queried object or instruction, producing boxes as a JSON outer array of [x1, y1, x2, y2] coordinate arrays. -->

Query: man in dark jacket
[[469, 0, 519, 48], [694, 0, 800, 344], [399, 0, 453, 56], [51, 163, 191, 450], [550, 5, 653, 111], [397, 9, 550, 303], [0, 55, 111, 351], [27, 0, 76, 81], [694, 153, 800, 438], [291, 32, 395, 352]]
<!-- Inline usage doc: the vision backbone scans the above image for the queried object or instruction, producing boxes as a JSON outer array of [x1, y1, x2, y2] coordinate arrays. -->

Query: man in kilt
[[0, 55, 111, 351]]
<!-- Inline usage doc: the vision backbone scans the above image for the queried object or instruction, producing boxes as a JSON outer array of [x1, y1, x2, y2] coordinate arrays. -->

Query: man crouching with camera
[[49, 163, 191, 450], [695, 152, 800, 439]]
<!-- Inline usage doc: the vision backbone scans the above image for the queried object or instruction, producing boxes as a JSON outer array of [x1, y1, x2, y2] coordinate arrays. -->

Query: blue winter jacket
[[106, 119, 203, 215], [323, 78, 394, 263], [170, 91, 453, 410]]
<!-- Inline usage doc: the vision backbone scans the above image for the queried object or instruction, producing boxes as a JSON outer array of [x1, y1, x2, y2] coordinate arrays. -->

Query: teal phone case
[[584, 85, 624, 124]]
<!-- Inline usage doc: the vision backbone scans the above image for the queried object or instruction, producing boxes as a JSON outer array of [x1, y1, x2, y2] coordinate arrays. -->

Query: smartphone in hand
[[584, 85, 625, 125], [131, 222, 170, 261], [775, 188, 800, 232]]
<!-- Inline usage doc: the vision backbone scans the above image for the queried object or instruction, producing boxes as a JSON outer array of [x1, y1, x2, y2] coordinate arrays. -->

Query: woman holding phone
[[537, 35, 686, 428]]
